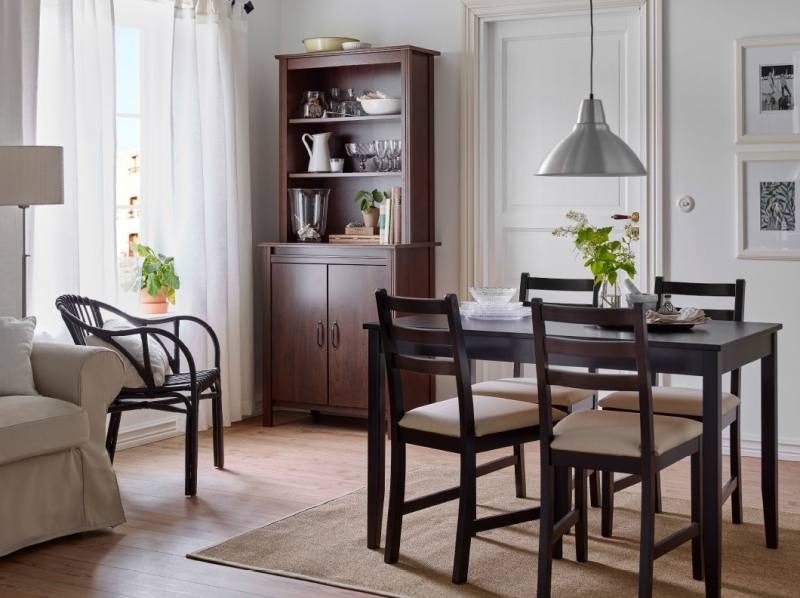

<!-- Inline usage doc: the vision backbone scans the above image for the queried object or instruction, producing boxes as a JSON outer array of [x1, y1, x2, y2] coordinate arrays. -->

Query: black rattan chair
[[56, 294, 223, 496]]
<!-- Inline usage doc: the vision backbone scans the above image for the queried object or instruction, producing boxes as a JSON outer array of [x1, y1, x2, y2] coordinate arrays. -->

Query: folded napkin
[[646, 307, 709, 325]]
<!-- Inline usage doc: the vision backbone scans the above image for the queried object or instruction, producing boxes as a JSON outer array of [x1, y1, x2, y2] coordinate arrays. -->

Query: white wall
[[664, 0, 800, 457]]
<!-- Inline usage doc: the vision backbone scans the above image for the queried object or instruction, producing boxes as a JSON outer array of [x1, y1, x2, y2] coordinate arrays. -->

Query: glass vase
[[599, 278, 621, 308]]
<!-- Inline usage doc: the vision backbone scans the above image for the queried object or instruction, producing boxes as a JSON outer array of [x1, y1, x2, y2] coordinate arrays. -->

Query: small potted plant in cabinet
[[354, 189, 388, 229]]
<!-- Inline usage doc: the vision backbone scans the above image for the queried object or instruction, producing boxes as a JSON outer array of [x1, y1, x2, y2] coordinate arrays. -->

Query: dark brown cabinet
[[261, 45, 438, 425]]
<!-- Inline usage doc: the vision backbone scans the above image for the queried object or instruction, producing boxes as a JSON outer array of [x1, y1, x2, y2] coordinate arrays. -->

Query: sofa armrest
[[31, 343, 124, 445]]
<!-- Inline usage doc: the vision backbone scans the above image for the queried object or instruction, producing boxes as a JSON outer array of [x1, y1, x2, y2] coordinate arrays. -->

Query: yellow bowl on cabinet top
[[302, 37, 359, 53]]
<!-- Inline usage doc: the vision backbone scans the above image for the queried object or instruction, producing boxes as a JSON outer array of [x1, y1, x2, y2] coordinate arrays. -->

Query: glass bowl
[[468, 286, 517, 305]]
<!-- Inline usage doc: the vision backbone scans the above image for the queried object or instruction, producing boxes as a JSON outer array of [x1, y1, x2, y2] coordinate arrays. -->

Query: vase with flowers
[[552, 211, 639, 308]]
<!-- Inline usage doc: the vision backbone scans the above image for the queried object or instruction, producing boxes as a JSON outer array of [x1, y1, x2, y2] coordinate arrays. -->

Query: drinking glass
[[389, 139, 402, 171], [345, 142, 377, 171], [375, 139, 390, 172]]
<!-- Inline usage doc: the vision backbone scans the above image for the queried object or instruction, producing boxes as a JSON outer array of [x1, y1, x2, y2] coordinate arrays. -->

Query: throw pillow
[[86, 319, 172, 388], [0, 316, 37, 396]]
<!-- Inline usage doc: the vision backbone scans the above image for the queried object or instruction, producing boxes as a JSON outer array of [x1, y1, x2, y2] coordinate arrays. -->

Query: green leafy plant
[[354, 189, 388, 212], [131, 242, 180, 304], [552, 211, 639, 285]]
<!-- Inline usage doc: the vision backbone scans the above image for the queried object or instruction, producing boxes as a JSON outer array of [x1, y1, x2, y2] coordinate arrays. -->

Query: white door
[[479, 6, 647, 378]]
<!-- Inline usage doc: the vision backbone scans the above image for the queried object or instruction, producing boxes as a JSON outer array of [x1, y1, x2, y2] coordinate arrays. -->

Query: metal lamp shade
[[536, 98, 646, 177], [0, 146, 64, 206]]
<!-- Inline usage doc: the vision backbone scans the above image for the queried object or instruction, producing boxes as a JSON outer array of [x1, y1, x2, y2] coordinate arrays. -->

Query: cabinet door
[[328, 264, 387, 410], [271, 263, 328, 406]]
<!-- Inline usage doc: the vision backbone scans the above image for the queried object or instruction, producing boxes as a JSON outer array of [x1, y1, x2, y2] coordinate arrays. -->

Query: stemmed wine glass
[[374, 139, 390, 172], [345, 142, 377, 171], [388, 139, 402, 171]]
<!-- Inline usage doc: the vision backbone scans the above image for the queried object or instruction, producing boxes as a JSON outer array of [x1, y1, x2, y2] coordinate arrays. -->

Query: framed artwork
[[737, 152, 800, 260], [736, 35, 800, 143]]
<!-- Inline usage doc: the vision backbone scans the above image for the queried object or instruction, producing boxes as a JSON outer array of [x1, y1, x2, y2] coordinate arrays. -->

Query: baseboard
[[115, 417, 181, 452], [723, 436, 800, 461]]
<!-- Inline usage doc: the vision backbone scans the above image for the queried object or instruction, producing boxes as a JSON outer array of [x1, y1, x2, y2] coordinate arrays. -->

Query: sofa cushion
[[0, 316, 37, 396], [0, 395, 89, 466], [86, 319, 171, 388]]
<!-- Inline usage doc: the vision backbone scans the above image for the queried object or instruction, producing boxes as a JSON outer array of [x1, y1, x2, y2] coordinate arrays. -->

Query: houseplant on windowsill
[[354, 189, 387, 229], [132, 242, 180, 314], [553, 211, 639, 308]]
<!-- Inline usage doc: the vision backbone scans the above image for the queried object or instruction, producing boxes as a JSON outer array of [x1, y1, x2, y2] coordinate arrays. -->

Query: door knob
[[316, 321, 324, 347], [611, 211, 640, 222]]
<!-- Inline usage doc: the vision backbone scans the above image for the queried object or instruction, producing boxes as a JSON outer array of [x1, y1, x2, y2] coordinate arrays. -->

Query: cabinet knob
[[316, 321, 324, 347], [331, 321, 340, 348]]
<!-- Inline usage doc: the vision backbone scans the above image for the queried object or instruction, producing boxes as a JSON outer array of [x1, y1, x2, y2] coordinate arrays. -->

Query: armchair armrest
[[31, 343, 124, 444]]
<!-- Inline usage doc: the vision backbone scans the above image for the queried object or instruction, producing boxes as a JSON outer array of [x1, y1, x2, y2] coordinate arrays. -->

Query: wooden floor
[[1, 412, 799, 597]]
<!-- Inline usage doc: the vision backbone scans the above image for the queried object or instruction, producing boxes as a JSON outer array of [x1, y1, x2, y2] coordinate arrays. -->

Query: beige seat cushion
[[599, 386, 740, 418], [0, 395, 90, 466], [399, 395, 565, 438], [551, 409, 702, 457], [471, 377, 594, 408]]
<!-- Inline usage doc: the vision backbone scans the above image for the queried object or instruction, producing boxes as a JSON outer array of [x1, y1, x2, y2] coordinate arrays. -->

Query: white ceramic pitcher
[[302, 132, 332, 172]]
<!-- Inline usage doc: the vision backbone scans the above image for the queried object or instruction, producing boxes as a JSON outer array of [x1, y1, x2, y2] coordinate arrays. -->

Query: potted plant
[[553, 211, 639, 308], [354, 189, 387, 229], [132, 242, 180, 314]]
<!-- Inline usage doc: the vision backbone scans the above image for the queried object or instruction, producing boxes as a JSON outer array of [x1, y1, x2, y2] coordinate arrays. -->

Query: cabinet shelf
[[288, 115, 401, 124], [288, 171, 402, 179]]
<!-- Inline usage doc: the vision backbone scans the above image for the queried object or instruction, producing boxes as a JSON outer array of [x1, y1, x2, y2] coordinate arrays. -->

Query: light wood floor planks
[[1, 412, 798, 597]]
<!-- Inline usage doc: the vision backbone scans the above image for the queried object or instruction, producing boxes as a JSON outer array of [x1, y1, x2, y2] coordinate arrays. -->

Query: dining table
[[363, 314, 782, 597]]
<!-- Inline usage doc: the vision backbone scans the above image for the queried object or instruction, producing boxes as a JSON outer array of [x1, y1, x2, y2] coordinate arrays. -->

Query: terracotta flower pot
[[362, 207, 380, 228], [139, 288, 169, 314]]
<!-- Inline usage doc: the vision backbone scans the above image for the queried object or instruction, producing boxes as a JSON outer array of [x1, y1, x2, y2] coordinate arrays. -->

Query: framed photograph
[[737, 152, 800, 260], [736, 36, 800, 143]]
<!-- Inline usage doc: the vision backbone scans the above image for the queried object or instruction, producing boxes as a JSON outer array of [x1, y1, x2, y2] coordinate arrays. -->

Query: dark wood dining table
[[364, 315, 782, 597]]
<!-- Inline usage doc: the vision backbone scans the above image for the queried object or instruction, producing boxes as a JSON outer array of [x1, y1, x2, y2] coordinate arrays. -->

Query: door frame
[[459, 0, 664, 293]]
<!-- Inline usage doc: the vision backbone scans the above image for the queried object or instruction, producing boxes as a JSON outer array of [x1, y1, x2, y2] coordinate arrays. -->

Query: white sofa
[[0, 342, 126, 557]]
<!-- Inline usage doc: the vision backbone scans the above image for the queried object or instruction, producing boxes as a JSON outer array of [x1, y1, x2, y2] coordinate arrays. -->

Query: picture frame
[[735, 35, 800, 143], [736, 151, 800, 260]]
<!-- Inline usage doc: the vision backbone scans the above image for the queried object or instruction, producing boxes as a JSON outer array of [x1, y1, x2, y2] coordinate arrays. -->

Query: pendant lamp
[[536, 0, 646, 177]]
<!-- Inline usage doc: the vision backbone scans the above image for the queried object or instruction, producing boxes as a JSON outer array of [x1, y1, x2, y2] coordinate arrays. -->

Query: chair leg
[[575, 467, 588, 563], [211, 384, 225, 469], [184, 396, 199, 496], [730, 409, 743, 524], [106, 411, 122, 463], [452, 446, 477, 584], [537, 463, 555, 598], [691, 451, 704, 581], [638, 470, 656, 598], [654, 471, 663, 514], [513, 444, 527, 498], [601, 470, 614, 538], [384, 437, 406, 564], [589, 470, 602, 508], [553, 465, 569, 560]]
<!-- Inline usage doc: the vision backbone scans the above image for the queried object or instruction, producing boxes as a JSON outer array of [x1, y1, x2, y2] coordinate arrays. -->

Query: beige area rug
[[189, 466, 800, 597]]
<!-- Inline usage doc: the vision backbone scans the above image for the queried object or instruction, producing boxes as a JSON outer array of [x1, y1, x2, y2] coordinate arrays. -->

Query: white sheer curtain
[[135, 0, 254, 426], [30, 0, 117, 335]]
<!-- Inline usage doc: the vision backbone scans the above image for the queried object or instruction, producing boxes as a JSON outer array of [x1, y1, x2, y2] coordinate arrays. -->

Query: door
[[272, 262, 328, 405], [328, 264, 388, 410]]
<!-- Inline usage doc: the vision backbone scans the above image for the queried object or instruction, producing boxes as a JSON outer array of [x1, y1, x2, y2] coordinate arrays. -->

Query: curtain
[[30, 0, 117, 335], [137, 0, 254, 426]]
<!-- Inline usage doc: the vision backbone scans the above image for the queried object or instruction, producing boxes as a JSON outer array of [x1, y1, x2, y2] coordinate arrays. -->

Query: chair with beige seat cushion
[[376, 290, 546, 585], [598, 276, 746, 538], [0, 342, 126, 558], [531, 300, 702, 598], [471, 377, 594, 408]]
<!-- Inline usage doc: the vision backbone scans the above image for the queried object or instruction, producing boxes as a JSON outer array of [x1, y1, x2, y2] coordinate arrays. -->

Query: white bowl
[[358, 97, 401, 115], [468, 287, 517, 305], [302, 37, 359, 53]]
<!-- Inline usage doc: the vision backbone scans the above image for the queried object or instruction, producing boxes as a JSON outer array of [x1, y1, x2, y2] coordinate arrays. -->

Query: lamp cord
[[589, 0, 594, 99]]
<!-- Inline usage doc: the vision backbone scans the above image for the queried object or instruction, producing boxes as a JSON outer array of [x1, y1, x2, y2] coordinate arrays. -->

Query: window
[[115, 25, 141, 305]]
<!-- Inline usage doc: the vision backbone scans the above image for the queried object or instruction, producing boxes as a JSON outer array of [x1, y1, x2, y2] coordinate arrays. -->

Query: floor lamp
[[0, 146, 64, 317]]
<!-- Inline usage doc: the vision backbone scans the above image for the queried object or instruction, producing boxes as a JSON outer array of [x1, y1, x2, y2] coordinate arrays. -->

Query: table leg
[[367, 328, 385, 549], [762, 332, 779, 549], [702, 351, 722, 597]]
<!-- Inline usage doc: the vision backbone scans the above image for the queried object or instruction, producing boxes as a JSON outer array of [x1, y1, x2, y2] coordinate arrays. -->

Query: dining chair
[[375, 289, 552, 584], [598, 277, 745, 537], [56, 295, 223, 496], [531, 300, 703, 597], [471, 274, 601, 504]]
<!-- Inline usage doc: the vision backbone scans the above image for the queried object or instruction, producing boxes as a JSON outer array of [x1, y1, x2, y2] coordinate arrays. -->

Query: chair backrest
[[55, 295, 108, 345], [375, 289, 477, 438], [654, 276, 745, 395], [519, 273, 599, 307], [531, 300, 655, 459]]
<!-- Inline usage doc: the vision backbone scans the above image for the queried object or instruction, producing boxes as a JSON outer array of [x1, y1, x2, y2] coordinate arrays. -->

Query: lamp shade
[[0, 146, 64, 206], [536, 99, 646, 177]]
